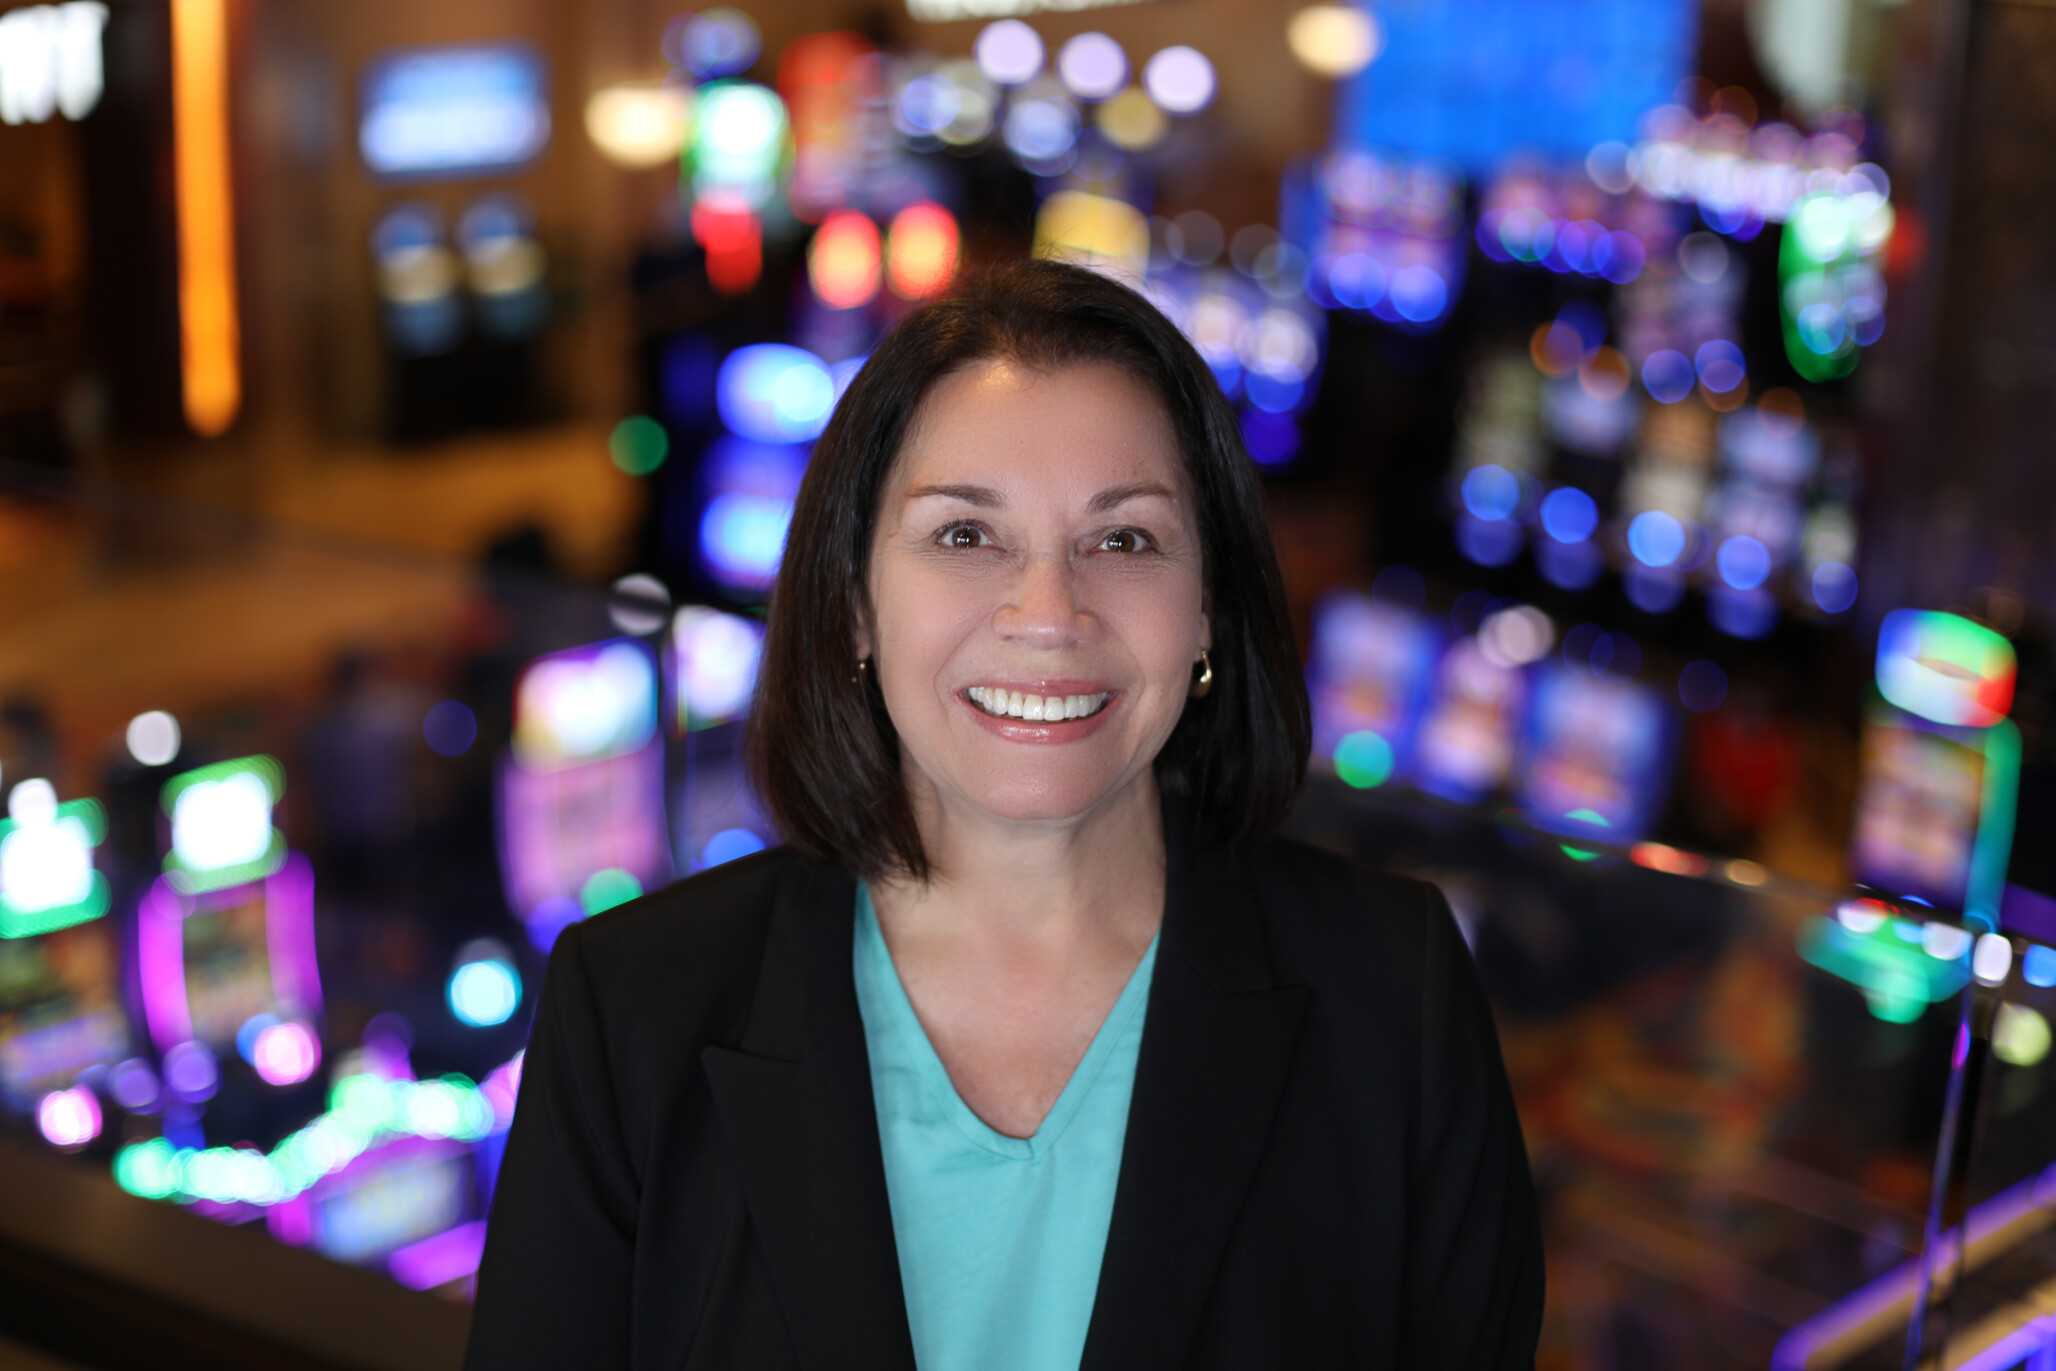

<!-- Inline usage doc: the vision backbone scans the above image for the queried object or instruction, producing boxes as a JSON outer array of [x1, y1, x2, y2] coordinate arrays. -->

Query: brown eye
[[943, 524, 985, 549], [1102, 528, 1153, 554]]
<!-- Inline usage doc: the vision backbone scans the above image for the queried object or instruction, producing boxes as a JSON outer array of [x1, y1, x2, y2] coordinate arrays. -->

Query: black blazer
[[465, 832, 1544, 1369]]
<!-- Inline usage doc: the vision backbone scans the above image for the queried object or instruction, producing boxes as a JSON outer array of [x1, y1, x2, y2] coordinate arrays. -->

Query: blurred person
[[467, 260, 1542, 1369]]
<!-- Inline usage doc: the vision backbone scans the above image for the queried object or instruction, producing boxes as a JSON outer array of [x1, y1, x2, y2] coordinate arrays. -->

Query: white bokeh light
[[126, 711, 182, 767]]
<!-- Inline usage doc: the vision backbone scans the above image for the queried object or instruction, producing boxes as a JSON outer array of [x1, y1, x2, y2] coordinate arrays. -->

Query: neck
[[868, 775, 1168, 961]]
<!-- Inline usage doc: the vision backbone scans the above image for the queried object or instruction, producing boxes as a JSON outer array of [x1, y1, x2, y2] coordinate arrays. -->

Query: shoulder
[[1236, 834, 1453, 997], [554, 846, 816, 1051]]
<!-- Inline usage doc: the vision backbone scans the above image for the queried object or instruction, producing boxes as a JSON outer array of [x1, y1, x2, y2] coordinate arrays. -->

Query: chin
[[957, 769, 1144, 828]]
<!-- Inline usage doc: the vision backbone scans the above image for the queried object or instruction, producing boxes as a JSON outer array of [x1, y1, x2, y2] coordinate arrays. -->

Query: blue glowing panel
[[1518, 665, 1671, 841], [1336, 0, 1695, 175], [361, 46, 550, 180]]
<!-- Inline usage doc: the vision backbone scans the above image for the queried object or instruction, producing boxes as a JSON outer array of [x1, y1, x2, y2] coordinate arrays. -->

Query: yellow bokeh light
[[585, 83, 695, 169], [1287, 6, 1382, 80], [1096, 87, 1167, 152], [172, 0, 239, 437]]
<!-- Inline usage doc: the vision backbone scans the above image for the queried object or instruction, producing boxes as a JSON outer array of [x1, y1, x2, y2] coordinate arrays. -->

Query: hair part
[[746, 257, 1310, 882]]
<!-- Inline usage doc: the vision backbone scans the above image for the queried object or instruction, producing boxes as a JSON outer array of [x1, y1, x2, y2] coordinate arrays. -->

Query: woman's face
[[860, 358, 1209, 838]]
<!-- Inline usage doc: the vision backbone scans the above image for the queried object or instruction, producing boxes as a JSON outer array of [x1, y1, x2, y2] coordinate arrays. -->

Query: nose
[[994, 553, 1088, 646]]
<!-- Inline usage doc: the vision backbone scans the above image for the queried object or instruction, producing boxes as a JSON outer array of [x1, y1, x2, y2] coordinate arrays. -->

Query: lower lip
[[960, 692, 1120, 743]]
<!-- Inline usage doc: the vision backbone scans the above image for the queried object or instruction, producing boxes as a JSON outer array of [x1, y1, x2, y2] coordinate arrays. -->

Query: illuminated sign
[[1336, 0, 1694, 175], [360, 45, 550, 179], [162, 755, 287, 893], [904, 0, 1152, 21], [0, 1, 106, 126], [0, 784, 109, 940], [1875, 610, 2015, 729], [512, 640, 659, 769]]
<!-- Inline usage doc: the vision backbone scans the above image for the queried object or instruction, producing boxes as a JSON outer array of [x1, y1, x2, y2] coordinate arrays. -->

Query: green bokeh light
[[1558, 807, 1611, 862], [609, 416, 669, 476], [1333, 730, 1394, 789], [580, 867, 644, 916]]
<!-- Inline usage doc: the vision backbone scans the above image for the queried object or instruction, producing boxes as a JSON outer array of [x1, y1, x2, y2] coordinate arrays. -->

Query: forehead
[[885, 358, 1189, 501]]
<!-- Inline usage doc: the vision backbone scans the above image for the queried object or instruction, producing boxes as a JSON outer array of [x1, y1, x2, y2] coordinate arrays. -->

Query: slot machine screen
[[1851, 707, 1984, 911], [1518, 665, 1670, 840]]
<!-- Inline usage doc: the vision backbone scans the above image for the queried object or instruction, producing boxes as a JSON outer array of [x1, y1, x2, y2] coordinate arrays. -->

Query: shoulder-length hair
[[746, 257, 1310, 881]]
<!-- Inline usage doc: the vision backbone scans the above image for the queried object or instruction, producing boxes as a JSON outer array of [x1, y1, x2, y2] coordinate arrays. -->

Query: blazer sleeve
[[1400, 883, 1546, 1368], [466, 921, 640, 1369]]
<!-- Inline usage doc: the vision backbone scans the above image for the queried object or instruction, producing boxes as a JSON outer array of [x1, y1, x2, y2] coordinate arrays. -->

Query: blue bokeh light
[[701, 827, 768, 870], [701, 494, 794, 588], [717, 344, 837, 444], [1709, 586, 1778, 639], [1456, 514, 1522, 566], [1641, 349, 1695, 404], [1812, 562, 1859, 613], [1539, 486, 1599, 543], [1389, 265, 1449, 323], [1716, 535, 1772, 590], [1241, 409, 1300, 467], [1461, 465, 1521, 522], [1694, 339, 1746, 393], [1627, 510, 1686, 567], [448, 958, 522, 1028], [423, 700, 478, 757]]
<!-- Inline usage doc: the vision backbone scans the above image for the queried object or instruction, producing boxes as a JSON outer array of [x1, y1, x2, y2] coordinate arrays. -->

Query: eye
[[1099, 527, 1156, 554], [936, 521, 991, 550]]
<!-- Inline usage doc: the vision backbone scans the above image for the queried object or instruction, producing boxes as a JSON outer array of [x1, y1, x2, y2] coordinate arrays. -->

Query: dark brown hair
[[746, 257, 1310, 881]]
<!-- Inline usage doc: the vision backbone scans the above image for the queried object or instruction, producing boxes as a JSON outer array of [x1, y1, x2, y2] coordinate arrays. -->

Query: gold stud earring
[[1191, 649, 1213, 699]]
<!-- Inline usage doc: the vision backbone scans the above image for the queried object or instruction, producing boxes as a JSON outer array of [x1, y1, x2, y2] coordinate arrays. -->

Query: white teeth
[[967, 688, 1110, 722]]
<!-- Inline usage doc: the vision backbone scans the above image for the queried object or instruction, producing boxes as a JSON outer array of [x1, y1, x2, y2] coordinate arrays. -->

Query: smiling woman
[[466, 260, 1544, 1371]]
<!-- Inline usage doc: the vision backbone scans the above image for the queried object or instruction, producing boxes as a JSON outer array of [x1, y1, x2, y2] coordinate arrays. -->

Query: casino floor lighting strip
[[113, 1071, 498, 1208]]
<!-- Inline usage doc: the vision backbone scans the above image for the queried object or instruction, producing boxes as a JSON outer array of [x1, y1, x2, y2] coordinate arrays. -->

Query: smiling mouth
[[965, 687, 1112, 722]]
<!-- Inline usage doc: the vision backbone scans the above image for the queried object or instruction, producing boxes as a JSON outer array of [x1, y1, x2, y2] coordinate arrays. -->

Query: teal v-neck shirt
[[852, 883, 1160, 1371]]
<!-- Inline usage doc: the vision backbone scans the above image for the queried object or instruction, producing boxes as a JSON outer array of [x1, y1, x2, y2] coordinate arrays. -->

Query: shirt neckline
[[855, 881, 1160, 1162]]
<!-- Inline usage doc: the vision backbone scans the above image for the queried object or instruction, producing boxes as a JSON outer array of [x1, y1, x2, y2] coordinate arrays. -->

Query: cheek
[[872, 567, 984, 672]]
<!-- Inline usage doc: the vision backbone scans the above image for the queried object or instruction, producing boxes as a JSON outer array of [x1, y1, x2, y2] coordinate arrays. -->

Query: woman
[[466, 259, 1543, 1369]]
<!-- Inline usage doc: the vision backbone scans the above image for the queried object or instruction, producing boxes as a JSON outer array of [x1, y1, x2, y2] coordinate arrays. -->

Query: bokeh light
[[1627, 510, 1687, 567], [448, 952, 523, 1029], [1539, 487, 1599, 543], [126, 711, 182, 768], [809, 210, 882, 310], [974, 20, 1042, 85], [37, 1086, 101, 1149], [1333, 730, 1395, 788], [1716, 535, 1773, 590], [423, 700, 478, 757], [252, 1020, 321, 1087], [886, 202, 959, 299], [1812, 562, 1859, 613], [1142, 45, 1214, 114], [579, 867, 643, 916], [1461, 465, 1520, 522], [716, 344, 836, 443], [701, 827, 768, 870], [1287, 6, 1381, 78], [1056, 33, 1125, 101], [1994, 1004, 2051, 1068], [609, 415, 668, 476]]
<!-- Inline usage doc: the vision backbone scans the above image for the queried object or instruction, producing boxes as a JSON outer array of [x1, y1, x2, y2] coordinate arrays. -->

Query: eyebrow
[[902, 481, 1178, 513]]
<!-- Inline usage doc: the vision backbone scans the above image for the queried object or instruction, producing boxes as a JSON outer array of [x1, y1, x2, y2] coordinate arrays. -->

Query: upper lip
[[961, 680, 1116, 696]]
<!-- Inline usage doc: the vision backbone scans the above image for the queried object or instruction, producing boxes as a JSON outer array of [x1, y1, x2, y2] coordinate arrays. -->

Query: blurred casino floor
[[0, 425, 640, 754]]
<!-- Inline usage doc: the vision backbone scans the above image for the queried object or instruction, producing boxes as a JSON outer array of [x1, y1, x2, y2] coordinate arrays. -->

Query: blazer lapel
[[700, 856, 918, 1371], [1080, 837, 1311, 1371]]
